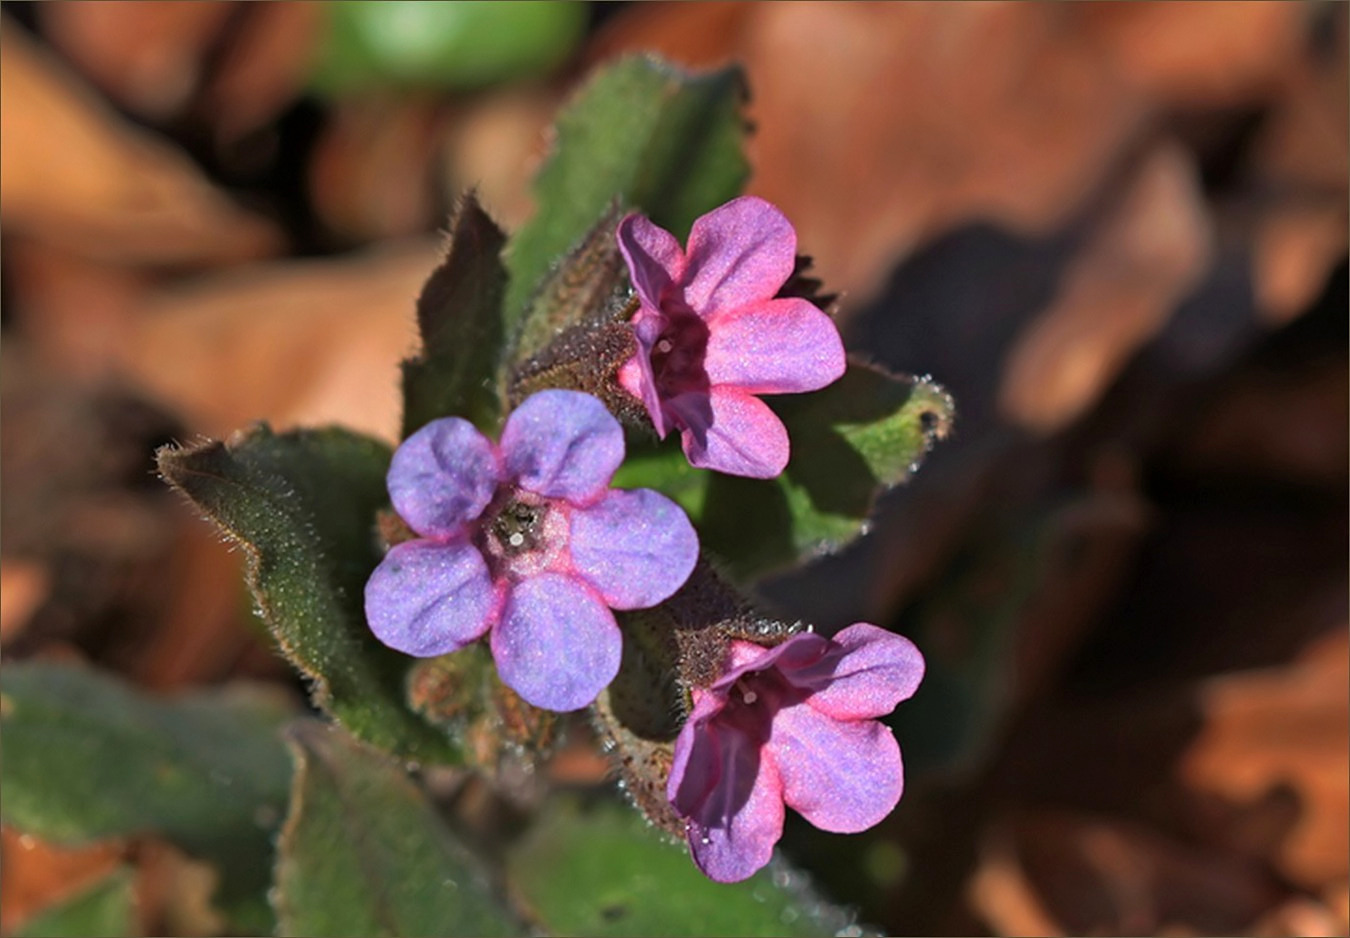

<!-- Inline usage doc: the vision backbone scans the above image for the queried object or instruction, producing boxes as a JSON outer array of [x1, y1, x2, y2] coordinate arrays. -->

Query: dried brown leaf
[[0, 23, 279, 266], [998, 144, 1213, 432], [1180, 629, 1350, 891], [39, 0, 234, 119]]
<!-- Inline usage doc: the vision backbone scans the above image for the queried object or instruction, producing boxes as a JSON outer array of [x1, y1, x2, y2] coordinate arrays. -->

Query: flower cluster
[[365, 390, 698, 712], [668, 625, 924, 882], [616, 196, 846, 478], [365, 198, 922, 883]]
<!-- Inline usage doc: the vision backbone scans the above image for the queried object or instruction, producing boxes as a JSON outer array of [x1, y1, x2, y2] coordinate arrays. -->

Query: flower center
[[477, 489, 568, 581], [650, 308, 710, 397]]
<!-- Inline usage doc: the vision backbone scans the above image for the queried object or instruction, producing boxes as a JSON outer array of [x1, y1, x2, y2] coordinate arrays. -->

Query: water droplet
[[700, 835, 711, 845]]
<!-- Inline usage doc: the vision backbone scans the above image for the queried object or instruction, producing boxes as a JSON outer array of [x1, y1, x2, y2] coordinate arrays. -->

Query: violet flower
[[667, 624, 924, 882], [364, 390, 698, 712], [617, 196, 846, 479]]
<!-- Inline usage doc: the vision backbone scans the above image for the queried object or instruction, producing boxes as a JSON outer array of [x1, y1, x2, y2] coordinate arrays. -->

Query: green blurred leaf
[[504, 55, 750, 345], [506, 796, 855, 937], [275, 722, 521, 938], [402, 192, 509, 436], [11, 868, 136, 938], [156, 425, 458, 764], [314, 1, 587, 93], [0, 663, 293, 934]]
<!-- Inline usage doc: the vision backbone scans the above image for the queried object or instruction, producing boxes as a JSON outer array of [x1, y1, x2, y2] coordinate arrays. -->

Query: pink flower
[[616, 196, 846, 478], [667, 624, 924, 883], [364, 390, 699, 712]]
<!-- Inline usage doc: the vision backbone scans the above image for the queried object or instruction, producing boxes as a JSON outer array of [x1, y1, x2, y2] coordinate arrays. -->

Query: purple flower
[[616, 196, 846, 479], [667, 624, 924, 883], [364, 390, 699, 712]]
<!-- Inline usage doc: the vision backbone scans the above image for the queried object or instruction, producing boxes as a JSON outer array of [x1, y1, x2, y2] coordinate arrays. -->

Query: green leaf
[[610, 365, 955, 581], [313, 1, 587, 94], [506, 796, 856, 937], [157, 425, 458, 764], [275, 721, 522, 938], [402, 192, 509, 437], [702, 365, 955, 579], [504, 55, 750, 343], [11, 868, 137, 938], [0, 662, 293, 934]]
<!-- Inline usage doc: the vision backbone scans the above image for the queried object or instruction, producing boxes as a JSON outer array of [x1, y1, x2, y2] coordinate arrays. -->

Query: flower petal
[[490, 573, 620, 711], [617, 213, 685, 310], [682, 197, 796, 318], [704, 298, 846, 394], [768, 701, 903, 833], [500, 390, 625, 504], [670, 386, 789, 479], [669, 693, 785, 883], [782, 623, 925, 720], [364, 540, 496, 657], [569, 488, 698, 609], [618, 310, 670, 437], [388, 418, 501, 538]]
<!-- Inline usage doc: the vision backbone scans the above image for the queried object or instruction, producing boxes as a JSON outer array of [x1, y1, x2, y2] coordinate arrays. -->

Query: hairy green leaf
[[402, 192, 509, 436], [504, 55, 750, 347], [157, 425, 457, 764]]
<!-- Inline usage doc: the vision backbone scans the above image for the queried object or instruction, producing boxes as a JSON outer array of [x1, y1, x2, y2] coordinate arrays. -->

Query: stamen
[[656, 338, 674, 354], [508, 532, 525, 548], [742, 689, 758, 705]]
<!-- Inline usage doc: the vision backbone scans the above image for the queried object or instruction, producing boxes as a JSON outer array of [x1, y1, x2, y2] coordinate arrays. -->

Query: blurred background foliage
[[1, 2, 1346, 936]]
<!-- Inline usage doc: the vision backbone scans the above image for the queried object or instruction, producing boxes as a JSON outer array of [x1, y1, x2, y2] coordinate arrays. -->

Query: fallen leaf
[[1246, 8, 1349, 324], [1077, 2, 1310, 107], [0, 21, 280, 266], [0, 561, 52, 646], [594, 3, 1147, 301], [38, 1, 235, 120], [117, 242, 438, 442], [309, 96, 448, 244], [1180, 628, 1350, 891], [998, 143, 1213, 432], [0, 827, 124, 935], [981, 810, 1283, 935], [441, 88, 556, 232], [200, 1, 324, 143]]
